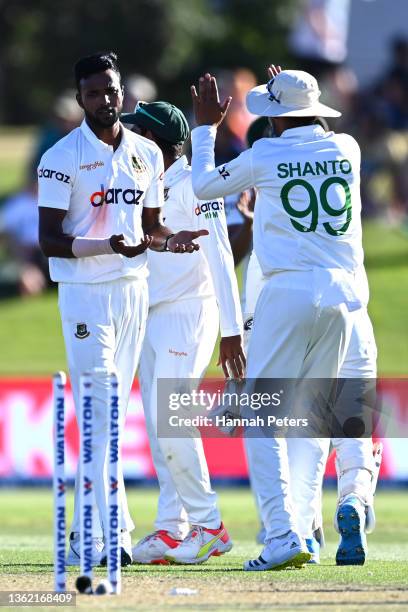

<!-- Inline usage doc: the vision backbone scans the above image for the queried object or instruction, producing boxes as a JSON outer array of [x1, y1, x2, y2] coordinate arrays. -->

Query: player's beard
[[86, 107, 121, 129]]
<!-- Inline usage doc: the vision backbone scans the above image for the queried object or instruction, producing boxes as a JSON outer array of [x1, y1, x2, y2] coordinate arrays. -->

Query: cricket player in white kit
[[38, 52, 207, 567], [245, 251, 379, 565], [121, 101, 244, 564], [190, 66, 367, 570], [234, 115, 379, 566]]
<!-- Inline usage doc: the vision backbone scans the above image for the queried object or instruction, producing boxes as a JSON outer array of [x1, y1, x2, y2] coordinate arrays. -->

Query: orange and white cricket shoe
[[132, 530, 182, 565], [164, 523, 233, 564]]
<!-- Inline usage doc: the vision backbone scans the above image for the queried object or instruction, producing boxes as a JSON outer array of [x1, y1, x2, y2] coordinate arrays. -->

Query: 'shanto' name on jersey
[[191, 124, 364, 276]]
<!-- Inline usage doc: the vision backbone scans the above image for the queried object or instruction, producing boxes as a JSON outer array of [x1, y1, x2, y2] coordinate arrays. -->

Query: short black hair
[[74, 51, 120, 91], [138, 126, 183, 158], [153, 134, 184, 158], [282, 116, 316, 128]]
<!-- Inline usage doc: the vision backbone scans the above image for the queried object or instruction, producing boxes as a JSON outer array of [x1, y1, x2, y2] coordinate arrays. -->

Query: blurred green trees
[[0, 0, 297, 123]]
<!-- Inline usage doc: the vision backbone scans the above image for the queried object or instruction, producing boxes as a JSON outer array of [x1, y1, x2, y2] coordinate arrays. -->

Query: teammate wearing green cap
[[122, 101, 245, 565]]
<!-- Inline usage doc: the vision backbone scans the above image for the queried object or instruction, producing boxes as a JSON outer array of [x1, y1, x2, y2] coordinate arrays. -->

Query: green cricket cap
[[122, 101, 189, 145]]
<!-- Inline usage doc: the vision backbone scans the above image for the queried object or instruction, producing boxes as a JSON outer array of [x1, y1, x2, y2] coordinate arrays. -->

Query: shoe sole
[[336, 503, 367, 566], [244, 551, 311, 571], [132, 558, 170, 565], [165, 542, 233, 565]]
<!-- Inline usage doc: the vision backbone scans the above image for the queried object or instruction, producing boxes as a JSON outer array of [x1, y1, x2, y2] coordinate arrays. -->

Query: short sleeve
[[37, 147, 75, 211], [143, 147, 165, 209]]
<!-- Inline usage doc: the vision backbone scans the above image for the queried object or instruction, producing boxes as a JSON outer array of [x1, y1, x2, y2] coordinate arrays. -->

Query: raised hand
[[110, 233, 153, 257], [191, 73, 232, 127], [167, 229, 209, 253]]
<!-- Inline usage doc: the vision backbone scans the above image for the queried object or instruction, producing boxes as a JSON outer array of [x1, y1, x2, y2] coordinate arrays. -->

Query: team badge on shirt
[[131, 155, 147, 174], [75, 323, 90, 339]]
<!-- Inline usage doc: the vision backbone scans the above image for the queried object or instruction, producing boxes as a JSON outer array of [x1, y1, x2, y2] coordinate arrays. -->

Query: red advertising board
[[0, 378, 407, 482]]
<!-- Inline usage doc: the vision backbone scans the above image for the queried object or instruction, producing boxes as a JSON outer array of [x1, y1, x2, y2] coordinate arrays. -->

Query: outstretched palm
[[167, 229, 209, 253], [191, 73, 232, 127]]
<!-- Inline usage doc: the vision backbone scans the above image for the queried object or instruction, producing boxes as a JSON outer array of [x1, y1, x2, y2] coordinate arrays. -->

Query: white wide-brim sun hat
[[246, 70, 341, 118]]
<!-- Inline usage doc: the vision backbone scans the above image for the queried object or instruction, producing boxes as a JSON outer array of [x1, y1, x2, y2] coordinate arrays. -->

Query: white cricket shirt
[[147, 155, 242, 337], [245, 250, 370, 316], [38, 120, 164, 283], [191, 124, 365, 309]]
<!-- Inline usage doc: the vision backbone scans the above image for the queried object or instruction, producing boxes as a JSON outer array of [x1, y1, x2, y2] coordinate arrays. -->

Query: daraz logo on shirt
[[90, 185, 144, 207], [38, 167, 70, 183], [195, 201, 223, 219]]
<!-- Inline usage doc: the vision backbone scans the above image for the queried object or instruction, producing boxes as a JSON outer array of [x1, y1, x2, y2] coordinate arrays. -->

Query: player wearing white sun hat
[[190, 65, 366, 571], [246, 69, 341, 118], [235, 112, 379, 566]]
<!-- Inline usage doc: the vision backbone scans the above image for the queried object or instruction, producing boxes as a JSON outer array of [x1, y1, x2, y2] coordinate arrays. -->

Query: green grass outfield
[[0, 220, 407, 376], [0, 488, 407, 611], [0, 127, 36, 195]]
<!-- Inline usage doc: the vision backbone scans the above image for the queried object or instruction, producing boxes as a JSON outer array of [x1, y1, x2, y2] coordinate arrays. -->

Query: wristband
[[72, 237, 115, 258]]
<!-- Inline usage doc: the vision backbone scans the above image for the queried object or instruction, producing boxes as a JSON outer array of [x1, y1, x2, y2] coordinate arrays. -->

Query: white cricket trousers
[[244, 270, 353, 539], [287, 308, 378, 538], [138, 296, 220, 538], [244, 253, 377, 539], [58, 277, 148, 537]]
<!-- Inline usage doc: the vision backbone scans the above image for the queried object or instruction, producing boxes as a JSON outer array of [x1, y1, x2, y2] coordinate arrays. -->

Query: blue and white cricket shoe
[[305, 536, 320, 564], [244, 531, 311, 571], [66, 532, 104, 566], [336, 495, 367, 565]]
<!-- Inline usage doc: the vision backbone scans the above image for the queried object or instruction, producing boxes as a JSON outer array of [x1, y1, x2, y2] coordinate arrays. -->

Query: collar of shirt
[[280, 125, 327, 140], [80, 119, 132, 153], [163, 155, 189, 182]]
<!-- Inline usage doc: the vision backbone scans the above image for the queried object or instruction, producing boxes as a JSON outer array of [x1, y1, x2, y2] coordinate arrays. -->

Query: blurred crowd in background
[[0, 0, 407, 297]]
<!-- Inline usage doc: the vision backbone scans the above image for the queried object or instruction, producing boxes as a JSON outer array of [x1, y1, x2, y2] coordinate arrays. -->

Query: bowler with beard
[[38, 51, 207, 568]]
